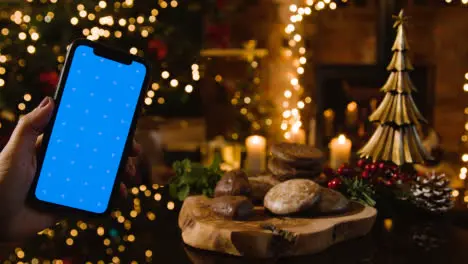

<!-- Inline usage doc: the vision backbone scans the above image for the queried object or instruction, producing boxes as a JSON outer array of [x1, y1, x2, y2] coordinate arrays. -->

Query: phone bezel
[[27, 39, 151, 217]]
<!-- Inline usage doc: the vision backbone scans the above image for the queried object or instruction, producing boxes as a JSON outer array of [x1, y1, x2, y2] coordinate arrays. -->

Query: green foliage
[[169, 154, 223, 201], [340, 177, 376, 207]]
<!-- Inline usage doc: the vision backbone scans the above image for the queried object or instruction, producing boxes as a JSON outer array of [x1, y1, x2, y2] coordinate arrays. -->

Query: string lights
[[0, 0, 200, 119], [280, 1, 337, 140], [6, 184, 177, 263], [460, 72, 468, 181]]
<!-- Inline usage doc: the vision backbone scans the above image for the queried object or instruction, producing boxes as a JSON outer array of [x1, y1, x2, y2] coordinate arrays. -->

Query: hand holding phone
[[27, 39, 150, 215]]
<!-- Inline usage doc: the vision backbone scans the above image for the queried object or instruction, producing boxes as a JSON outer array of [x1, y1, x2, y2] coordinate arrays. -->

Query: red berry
[[357, 159, 366, 168], [361, 171, 370, 179], [337, 167, 343, 175], [364, 164, 371, 170], [384, 180, 393, 187], [370, 164, 377, 171], [378, 162, 385, 170], [328, 177, 342, 189]]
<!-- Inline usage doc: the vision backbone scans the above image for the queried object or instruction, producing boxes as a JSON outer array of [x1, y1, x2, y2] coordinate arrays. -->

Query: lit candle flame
[[338, 134, 346, 144]]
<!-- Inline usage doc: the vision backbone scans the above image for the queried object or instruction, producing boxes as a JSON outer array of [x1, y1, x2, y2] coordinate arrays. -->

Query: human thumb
[[3, 97, 54, 156]]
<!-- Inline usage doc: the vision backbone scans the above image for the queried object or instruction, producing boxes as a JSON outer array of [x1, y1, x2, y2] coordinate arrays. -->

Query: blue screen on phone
[[35, 45, 146, 213]]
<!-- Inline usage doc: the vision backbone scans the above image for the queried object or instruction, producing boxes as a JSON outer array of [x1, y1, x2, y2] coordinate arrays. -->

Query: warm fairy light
[[70, 229, 78, 237], [170, 79, 179, 87], [145, 250, 153, 257], [462, 154, 468, 162], [147, 90, 155, 98], [284, 90, 292, 98], [297, 67, 304, 74], [290, 78, 299, 86], [289, 4, 298, 12], [285, 24, 295, 34], [185, 84, 193, 93], [0, 79, 5, 87], [330, 2, 337, 9], [167, 201, 175, 210], [316, 1, 325, 9], [24, 94, 32, 101], [157, 97, 165, 104], [452, 189, 460, 197], [31, 32, 39, 40], [97, 227, 105, 236], [98, 0, 107, 8], [460, 172, 467, 180], [144, 98, 152, 105], [129, 47, 137, 55], [19, 32, 27, 40], [294, 34, 302, 42], [297, 101, 305, 109], [161, 71, 169, 79], [66, 238, 74, 246]]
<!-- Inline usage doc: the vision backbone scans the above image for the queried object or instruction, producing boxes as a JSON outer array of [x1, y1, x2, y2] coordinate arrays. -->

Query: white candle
[[329, 134, 352, 170], [346, 101, 358, 126], [245, 135, 267, 175], [289, 127, 305, 144], [222, 144, 241, 169]]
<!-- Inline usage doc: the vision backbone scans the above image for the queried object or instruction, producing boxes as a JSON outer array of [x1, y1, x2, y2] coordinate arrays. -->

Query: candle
[[245, 135, 267, 175], [308, 117, 316, 147], [323, 109, 335, 137], [289, 127, 305, 144], [222, 144, 242, 169], [329, 134, 352, 170], [345, 101, 358, 126]]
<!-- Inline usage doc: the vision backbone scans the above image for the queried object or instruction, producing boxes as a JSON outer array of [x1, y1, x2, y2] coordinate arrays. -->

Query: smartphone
[[28, 39, 150, 215]]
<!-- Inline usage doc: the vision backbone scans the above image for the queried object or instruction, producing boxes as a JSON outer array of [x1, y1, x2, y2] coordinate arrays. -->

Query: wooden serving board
[[179, 195, 377, 258]]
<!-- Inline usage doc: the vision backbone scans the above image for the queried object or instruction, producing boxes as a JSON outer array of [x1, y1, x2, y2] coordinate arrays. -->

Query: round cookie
[[264, 179, 321, 215], [270, 143, 324, 168], [268, 157, 321, 181], [314, 188, 349, 214]]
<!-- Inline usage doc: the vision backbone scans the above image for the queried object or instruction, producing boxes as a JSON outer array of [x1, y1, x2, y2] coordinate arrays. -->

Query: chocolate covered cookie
[[270, 143, 324, 169], [268, 157, 321, 181]]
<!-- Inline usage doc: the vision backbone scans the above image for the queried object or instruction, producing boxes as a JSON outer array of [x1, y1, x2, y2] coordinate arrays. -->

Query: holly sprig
[[169, 155, 223, 201], [340, 177, 376, 207]]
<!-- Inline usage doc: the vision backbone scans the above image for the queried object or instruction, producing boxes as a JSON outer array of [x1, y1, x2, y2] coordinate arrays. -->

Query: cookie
[[270, 143, 324, 168], [268, 157, 321, 181], [214, 170, 251, 198], [248, 174, 280, 203], [313, 188, 349, 214], [210, 196, 254, 220], [264, 179, 321, 215]]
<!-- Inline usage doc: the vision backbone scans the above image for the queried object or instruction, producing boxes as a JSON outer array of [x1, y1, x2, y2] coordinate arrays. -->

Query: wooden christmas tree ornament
[[358, 9, 432, 166]]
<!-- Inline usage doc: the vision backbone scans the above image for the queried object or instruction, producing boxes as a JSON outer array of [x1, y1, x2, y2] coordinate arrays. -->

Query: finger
[[3, 97, 54, 155], [120, 183, 128, 198], [129, 139, 141, 157], [124, 157, 137, 179], [35, 134, 44, 149]]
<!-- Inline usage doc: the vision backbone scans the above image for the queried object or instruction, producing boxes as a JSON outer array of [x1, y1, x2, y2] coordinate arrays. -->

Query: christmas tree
[[226, 41, 274, 142], [358, 10, 431, 166]]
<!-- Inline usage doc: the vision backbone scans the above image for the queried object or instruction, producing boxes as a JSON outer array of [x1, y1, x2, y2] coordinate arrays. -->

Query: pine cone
[[410, 172, 453, 214]]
